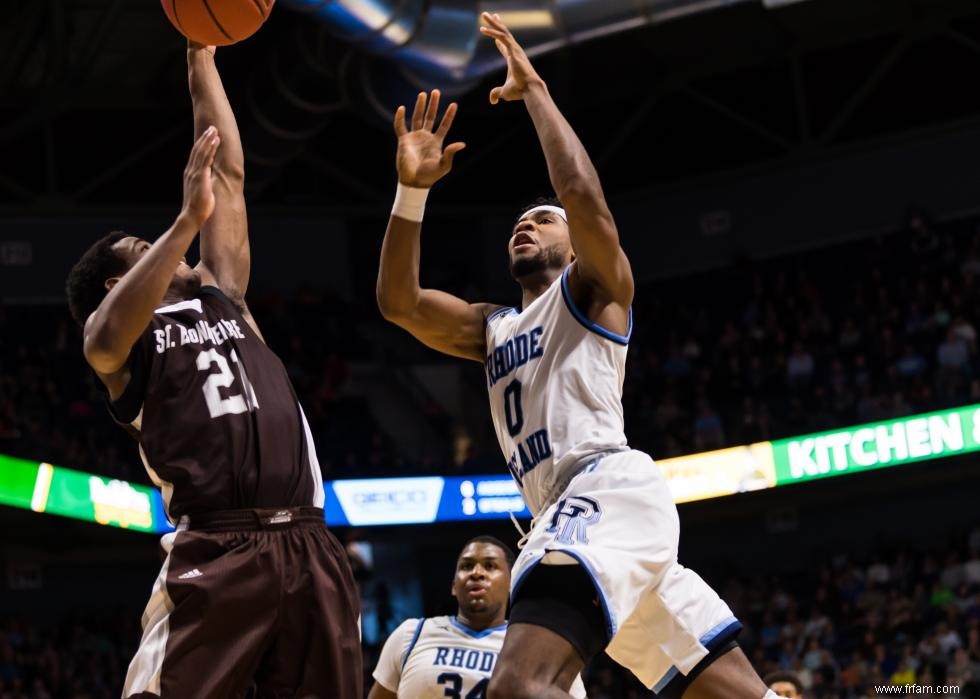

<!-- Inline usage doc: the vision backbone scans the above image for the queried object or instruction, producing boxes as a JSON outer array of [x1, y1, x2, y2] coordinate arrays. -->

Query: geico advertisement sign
[[332, 477, 445, 525]]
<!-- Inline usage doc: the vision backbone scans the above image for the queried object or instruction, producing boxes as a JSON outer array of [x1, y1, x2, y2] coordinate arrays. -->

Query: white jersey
[[373, 616, 586, 698], [484, 265, 630, 515]]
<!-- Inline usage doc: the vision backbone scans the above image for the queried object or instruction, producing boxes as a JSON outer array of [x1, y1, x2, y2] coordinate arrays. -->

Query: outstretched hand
[[181, 125, 220, 226], [480, 11, 543, 104], [394, 90, 466, 188]]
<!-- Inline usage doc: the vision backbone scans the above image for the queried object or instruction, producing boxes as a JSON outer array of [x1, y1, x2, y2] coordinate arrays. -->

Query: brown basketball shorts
[[122, 507, 362, 698]]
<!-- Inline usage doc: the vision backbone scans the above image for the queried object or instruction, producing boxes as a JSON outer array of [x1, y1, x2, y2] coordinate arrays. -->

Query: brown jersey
[[109, 287, 324, 521]]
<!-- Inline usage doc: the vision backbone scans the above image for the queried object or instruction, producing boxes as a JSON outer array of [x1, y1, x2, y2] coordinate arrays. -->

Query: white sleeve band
[[391, 183, 430, 223]]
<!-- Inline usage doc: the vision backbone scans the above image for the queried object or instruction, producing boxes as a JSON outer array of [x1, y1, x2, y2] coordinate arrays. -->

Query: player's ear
[[105, 277, 121, 292]]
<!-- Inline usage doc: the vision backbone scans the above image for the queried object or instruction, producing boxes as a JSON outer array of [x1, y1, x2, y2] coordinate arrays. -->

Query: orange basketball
[[161, 0, 274, 46]]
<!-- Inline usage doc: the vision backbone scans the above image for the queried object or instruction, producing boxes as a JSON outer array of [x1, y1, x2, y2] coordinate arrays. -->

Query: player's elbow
[[377, 298, 411, 326], [376, 286, 412, 324]]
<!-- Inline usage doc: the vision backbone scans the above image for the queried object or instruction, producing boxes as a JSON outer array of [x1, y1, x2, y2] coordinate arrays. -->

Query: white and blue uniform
[[484, 265, 741, 691], [373, 616, 587, 698]]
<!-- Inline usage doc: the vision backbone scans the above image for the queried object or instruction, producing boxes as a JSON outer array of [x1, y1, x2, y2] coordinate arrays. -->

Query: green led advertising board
[[772, 404, 980, 485]]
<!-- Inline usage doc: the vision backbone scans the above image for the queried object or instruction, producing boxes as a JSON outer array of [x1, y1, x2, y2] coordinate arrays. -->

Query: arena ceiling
[[3, 0, 980, 215]]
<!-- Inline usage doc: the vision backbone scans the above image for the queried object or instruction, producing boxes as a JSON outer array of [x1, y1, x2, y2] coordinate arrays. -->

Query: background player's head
[[508, 197, 574, 283], [451, 535, 514, 623], [764, 671, 804, 698], [66, 231, 202, 326]]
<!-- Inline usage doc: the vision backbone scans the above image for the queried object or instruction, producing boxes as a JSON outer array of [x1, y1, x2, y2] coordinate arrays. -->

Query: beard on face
[[509, 244, 566, 279], [172, 269, 202, 299]]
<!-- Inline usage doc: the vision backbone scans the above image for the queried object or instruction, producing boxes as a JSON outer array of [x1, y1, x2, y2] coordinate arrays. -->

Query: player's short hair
[[460, 535, 516, 568], [517, 196, 563, 221], [763, 671, 804, 695], [65, 231, 130, 326]]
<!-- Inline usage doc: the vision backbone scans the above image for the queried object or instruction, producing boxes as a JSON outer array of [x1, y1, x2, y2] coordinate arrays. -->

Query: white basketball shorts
[[510, 449, 741, 690]]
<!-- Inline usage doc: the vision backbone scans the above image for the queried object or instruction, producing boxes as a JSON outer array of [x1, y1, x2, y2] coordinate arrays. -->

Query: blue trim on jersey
[[653, 664, 681, 692], [559, 266, 632, 345], [651, 617, 742, 693], [511, 550, 618, 641], [485, 306, 517, 325], [401, 618, 426, 670], [450, 616, 508, 639]]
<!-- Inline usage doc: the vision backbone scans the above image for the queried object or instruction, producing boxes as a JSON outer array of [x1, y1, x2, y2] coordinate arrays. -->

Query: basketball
[[161, 0, 274, 46]]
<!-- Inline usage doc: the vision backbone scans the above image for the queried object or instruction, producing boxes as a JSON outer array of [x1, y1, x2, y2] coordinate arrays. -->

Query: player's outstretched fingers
[[202, 131, 220, 168], [423, 90, 441, 132], [394, 105, 408, 137], [481, 12, 514, 37], [479, 25, 505, 40], [411, 92, 427, 132], [435, 102, 458, 140], [189, 126, 218, 169], [479, 25, 508, 48], [440, 142, 466, 170]]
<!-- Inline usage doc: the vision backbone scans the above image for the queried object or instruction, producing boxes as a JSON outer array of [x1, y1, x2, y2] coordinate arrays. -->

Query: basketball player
[[65, 45, 361, 698], [367, 536, 586, 699], [376, 12, 779, 699]]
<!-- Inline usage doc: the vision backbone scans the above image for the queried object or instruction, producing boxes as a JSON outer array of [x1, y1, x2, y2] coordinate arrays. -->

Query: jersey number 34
[[437, 673, 487, 699]]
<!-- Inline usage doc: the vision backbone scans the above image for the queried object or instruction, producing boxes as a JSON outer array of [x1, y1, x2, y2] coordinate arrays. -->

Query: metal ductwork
[[240, 21, 349, 196], [240, 0, 805, 192], [280, 0, 758, 118]]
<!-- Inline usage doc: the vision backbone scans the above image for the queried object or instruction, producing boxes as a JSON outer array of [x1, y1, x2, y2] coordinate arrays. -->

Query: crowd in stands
[[3, 213, 980, 483], [621, 213, 980, 459], [0, 609, 136, 699], [2, 526, 977, 697]]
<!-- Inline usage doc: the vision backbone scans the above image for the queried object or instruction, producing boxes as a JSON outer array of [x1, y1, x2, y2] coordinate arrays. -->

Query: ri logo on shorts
[[546, 496, 602, 545]]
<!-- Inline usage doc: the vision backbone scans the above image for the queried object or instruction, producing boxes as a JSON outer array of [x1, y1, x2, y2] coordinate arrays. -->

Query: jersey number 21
[[196, 348, 259, 419]]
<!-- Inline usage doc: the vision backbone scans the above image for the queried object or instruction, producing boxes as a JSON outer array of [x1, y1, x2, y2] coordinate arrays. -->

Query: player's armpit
[[380, 289, 495, 363], [92, 363, 132, 403], [565, 258, 633, 339], [195, 276, 265, 341]]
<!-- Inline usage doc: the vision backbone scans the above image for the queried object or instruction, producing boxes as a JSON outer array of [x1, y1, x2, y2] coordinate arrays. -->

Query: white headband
[[518, 205, 567, 223]]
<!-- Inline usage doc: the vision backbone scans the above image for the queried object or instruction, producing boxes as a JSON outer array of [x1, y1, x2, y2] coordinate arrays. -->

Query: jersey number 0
[[503, 379, 524, 437]]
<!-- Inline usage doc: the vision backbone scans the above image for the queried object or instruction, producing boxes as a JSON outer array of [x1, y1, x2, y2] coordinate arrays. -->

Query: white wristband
[[391, 183, 430, 223]]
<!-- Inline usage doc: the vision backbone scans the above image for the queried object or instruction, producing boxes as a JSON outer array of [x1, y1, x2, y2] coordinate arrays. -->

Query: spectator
[[786, 342, 815, 387], [937, 328, 971, 373], [693, 401, 725, 451], [763, 671, 803, 698]]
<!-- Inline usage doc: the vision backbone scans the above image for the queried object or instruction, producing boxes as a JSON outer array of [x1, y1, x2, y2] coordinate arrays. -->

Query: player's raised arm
[[187, 44, 250, 307], [480, 12, 634, 311], [83, 127, 220, 376], [377, 90, 497, 363]]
